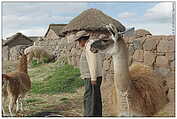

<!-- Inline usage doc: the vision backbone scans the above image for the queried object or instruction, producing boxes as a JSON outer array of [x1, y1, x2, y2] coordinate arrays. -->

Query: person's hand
[[91, 81, 97, 85]]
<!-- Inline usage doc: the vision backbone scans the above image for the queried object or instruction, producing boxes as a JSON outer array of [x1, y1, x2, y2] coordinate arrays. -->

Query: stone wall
[[35, 34, 175, 78], [35, 36, 82, 66], [2, 46, 9, 61], [126, 35, 175, 76]]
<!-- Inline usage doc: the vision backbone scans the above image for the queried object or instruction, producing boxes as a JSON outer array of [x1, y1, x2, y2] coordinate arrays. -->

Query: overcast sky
[[2, 2, 174, 39]]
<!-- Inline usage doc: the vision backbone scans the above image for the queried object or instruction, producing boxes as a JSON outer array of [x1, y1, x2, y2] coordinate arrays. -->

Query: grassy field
[[30, 64, 83, 94]]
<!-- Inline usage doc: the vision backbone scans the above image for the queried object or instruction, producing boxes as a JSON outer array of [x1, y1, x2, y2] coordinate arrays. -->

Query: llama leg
[[2, 96, 7, 116], [118, 90, 130, 116], [8, 97, 16, 116], [38, 57, 42, 64], [111, 86, 118, 116], [16, 98, 19, 112], [113, 79, 130, 116], [19, 97, 24, 111], [37, 58, 39, 64], [28, 55, 33, 64]]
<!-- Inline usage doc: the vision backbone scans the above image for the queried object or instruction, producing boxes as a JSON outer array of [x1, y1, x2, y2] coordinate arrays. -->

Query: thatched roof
[[4, 32, 33, 46], [135, 29, 152, 38], [61, 8, 125, 36], [45, 24, 67, 37]]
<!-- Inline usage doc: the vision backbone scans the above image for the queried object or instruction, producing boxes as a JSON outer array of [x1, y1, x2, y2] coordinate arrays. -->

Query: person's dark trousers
[[84, 77, 102, 117]]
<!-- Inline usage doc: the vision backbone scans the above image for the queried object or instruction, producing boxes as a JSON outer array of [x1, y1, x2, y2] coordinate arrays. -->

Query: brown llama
[[2, 51, 31, 117]]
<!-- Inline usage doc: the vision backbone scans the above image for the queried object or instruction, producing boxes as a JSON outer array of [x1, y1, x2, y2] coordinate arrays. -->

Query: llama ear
[[109, 24, 118, 34], [19, 49, 24, 56], [106, 24, 120, 42]]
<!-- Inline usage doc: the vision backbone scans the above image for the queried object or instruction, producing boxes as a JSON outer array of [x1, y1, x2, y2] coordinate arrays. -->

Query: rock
[[128, 56, 133, 66], [144, 51, 156, 66], [128, 44, 135, 56], [170, 61, 175, 71], [135, 29, 152, 38], [166, 53, 175, 61], [154, 67, 170, 77], [133, 39, 143, 50], [166, 74, 175, 89], [66, 34, 76, 42], [157, 40, 175, 52], [70, 48, 78, 56], [103, 60, 110, 71], [156, 52, 166, 56], [143, 38, 158, 51], [155, 56, 169, 67], [133, 50, 144, 62]]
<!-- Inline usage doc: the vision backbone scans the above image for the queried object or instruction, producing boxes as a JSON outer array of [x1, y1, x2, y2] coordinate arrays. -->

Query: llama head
[[90, 24, 122, 55], [18, 49, 27, 63]]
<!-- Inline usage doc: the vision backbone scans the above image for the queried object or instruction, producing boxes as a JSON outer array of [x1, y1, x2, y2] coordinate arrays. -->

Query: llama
[[90, 24, 169, 116], [2, 51, 31, 116], [24, 46, 56, 64]]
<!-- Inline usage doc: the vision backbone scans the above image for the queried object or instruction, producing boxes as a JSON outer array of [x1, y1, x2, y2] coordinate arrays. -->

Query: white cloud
[[2, 3, 88, 16], [144, 2, 172, 23], [118, 12, 136, 19], [119, 2, 173, 35], [123, 20, 173, 35], [18, 27, 47, 36], [2, 2, 88, 39], [2, 14, 74, 38], [3, 27, 47, 39]]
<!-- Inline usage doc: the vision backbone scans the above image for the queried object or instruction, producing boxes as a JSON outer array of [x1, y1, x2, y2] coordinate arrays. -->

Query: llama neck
[[112, 39, 130, 92], [17, 56, 28, 73]]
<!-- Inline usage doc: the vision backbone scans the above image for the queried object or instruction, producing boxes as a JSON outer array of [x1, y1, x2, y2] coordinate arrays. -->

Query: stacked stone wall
[[35, 35, 175, 77]]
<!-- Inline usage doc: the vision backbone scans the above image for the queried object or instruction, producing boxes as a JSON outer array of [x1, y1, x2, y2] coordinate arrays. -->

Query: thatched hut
[[45, 24, 67, 39], [60, 8, 125, 37], [3, 32, 34, 61]]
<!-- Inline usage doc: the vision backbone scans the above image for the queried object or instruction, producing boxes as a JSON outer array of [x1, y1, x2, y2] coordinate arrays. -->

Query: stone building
[[44, 24, 67, 39], [3, 32, 34, 61]]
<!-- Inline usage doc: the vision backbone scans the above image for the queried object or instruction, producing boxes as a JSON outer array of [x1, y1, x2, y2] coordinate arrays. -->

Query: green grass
[[31, 58, 49, 68], [31, 64, 84, 94], [31, 60, 42, 68], [25, 98, 43, 103]]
